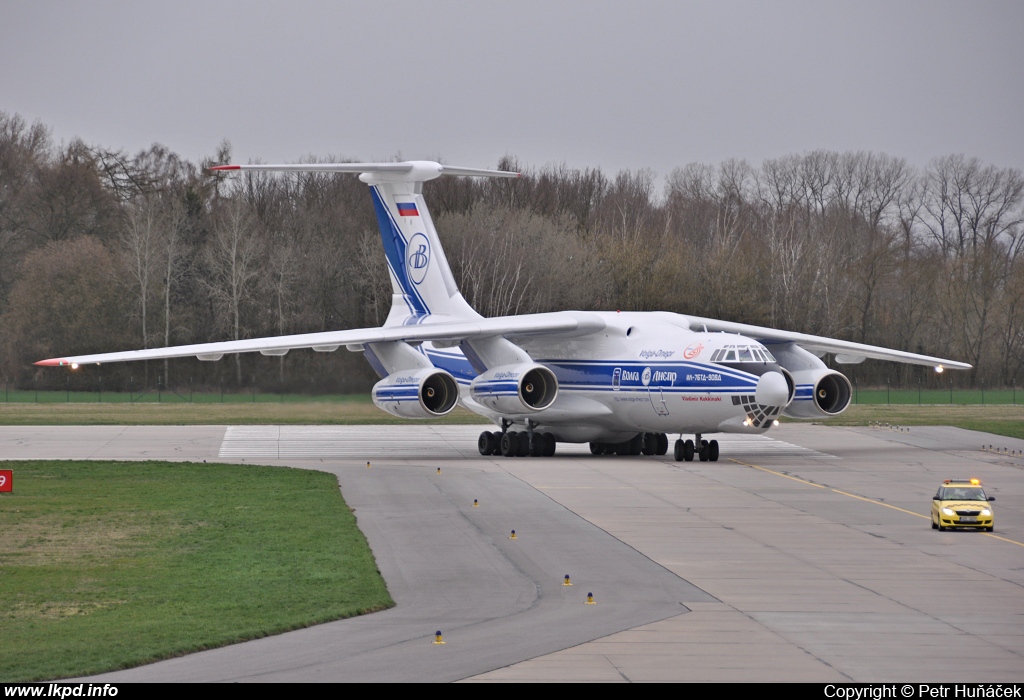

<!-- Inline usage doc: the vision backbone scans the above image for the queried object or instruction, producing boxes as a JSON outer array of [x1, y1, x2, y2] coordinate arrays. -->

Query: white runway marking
[[717, 433, 838, 458], [217, 426, 835, 460]]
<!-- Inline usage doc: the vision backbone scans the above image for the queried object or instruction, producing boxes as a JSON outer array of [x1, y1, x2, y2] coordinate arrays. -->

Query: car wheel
[[986, 526, 994, 532], [931, 518, 937, 530]]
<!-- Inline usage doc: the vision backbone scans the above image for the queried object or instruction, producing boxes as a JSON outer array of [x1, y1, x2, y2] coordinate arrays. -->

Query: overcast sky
[[2, 1, 1022, 185]]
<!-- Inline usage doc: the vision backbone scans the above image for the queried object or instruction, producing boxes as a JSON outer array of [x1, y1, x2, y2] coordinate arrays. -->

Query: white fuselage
[[421, 311, 789, 443]]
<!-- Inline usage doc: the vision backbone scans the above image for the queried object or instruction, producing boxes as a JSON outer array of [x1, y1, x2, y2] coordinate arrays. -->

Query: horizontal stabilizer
[[208, 160, 519, 184]]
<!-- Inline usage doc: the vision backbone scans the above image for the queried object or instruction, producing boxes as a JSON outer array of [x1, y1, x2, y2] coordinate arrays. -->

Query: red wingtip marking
[[34, 359, 67, 367], [208, 165, 240, 171]]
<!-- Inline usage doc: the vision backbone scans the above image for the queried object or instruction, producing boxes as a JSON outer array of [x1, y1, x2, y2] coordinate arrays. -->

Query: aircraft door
[[642, 366, 670, 416], [649, 386, 669, 416]]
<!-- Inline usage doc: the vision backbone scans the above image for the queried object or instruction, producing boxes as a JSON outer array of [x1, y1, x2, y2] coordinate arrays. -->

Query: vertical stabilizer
[[368, 182, 481, 326]]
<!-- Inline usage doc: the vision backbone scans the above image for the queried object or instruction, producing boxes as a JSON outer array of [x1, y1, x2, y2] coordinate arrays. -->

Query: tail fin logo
[[407, 233, 430, 284]]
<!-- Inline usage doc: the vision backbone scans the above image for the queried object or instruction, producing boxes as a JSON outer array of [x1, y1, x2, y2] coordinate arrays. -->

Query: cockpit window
[[711, 345, 775, 364]]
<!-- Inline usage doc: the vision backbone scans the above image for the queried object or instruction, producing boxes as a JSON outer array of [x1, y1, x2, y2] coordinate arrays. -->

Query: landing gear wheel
[[698, 441, 710, 462], [529, 434, 545, 457], [516, 433, 530, 457], [543, 433, 557, 457], [500, 432, 518, 457], [630, 434, 643, 456], [641, 433, 656, 456], [674, 439, 684, 462], [589, 442, 602, 455], [683, 439, 695, 462], [708, 440, 719, 462], [478, 431, 497, 456], [655, 433, 668, 455]]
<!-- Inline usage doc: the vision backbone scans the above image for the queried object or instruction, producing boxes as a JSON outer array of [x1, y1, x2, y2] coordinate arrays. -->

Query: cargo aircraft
[[37, 161, 971, 461]]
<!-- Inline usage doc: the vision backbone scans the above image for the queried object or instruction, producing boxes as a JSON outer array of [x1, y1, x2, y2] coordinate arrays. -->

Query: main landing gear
[[478, 420, 556, 457], [588, 432, 669, 456], [673, 434, 719, 462]]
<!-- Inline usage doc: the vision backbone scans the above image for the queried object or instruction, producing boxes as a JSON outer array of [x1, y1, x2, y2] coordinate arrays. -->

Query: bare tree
[[205, 195, 264, 385], [119, 195, 159, 350]]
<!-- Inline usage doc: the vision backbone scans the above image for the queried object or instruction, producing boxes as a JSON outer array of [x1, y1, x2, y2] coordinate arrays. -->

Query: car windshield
[[939, 487, 987, 501]]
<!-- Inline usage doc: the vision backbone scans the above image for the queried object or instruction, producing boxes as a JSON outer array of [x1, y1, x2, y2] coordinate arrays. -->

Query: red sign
[[0, 470, 11, 493]]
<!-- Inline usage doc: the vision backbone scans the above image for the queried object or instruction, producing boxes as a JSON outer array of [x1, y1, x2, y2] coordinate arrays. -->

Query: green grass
[[0, 460, 394, 682], [2, 391, 1022, 438], [0, 389, 382, 404], [819, 404, 1024, 440], [0, 399, 486, 426], [852, 388, 1021, 405]]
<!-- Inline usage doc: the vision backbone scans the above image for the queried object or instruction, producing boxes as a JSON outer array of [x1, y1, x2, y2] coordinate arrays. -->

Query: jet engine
[[782, 369, 853, 418], [469, 363, 558, 414], [372, 368, 459, 419]]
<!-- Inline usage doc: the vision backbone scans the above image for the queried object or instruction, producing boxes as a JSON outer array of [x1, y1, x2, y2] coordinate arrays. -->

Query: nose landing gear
[[673, 434, 719, 462]]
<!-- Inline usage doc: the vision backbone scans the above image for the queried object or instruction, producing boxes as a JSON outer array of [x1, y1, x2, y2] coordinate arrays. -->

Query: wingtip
[[34, 358, 67, 367], [208, 164, 240, 172]]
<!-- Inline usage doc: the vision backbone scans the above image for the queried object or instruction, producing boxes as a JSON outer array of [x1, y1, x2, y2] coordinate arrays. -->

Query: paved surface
[[2, 423, 1023, 682]]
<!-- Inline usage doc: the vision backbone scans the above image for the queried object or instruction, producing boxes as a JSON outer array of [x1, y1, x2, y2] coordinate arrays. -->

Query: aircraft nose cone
[[755, 371, 789, 407]]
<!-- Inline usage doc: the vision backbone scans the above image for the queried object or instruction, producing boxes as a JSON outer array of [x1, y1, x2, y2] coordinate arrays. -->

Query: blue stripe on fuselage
[[421, 349, 759, 392]]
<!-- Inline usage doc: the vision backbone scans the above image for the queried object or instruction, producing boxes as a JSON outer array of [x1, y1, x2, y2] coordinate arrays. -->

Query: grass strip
[[0, 460, 393, 682], [819, 404, 1024, 440], [0, 401, 485, 426]]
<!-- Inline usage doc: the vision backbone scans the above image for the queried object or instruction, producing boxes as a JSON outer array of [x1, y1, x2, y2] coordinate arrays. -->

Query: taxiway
[[2, 424, 1022, 682]]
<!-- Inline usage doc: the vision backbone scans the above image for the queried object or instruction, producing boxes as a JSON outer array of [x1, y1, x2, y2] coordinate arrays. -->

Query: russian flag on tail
[[397, 202, 419, 217]]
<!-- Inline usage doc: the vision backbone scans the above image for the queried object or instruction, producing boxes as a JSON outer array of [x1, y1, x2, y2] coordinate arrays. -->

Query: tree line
[[1, 111, 1022, 393]]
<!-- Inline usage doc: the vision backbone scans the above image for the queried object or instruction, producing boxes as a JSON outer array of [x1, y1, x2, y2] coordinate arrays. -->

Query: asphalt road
[[2, 423, 1022, 682]]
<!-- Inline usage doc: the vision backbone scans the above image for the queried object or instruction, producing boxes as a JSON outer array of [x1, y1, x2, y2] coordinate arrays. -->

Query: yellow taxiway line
[[728, 458, 1023, 547]]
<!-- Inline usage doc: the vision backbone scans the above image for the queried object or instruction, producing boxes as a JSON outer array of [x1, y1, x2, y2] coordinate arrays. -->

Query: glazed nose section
[[755, 371, 789, 407]]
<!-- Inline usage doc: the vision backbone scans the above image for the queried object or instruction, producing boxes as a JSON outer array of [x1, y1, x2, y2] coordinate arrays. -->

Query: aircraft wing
[[34, 312, 607, 367], [682, 314, 972, 370]]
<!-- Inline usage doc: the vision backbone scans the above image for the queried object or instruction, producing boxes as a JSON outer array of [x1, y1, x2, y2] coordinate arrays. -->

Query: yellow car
[[931, 478, 995, 532]]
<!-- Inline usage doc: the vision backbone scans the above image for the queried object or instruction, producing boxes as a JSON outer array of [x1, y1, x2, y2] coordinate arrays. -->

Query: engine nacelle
[[372, 368, 459, 419], [783, 369, 853, 418], [469, 363, 558, 414]]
